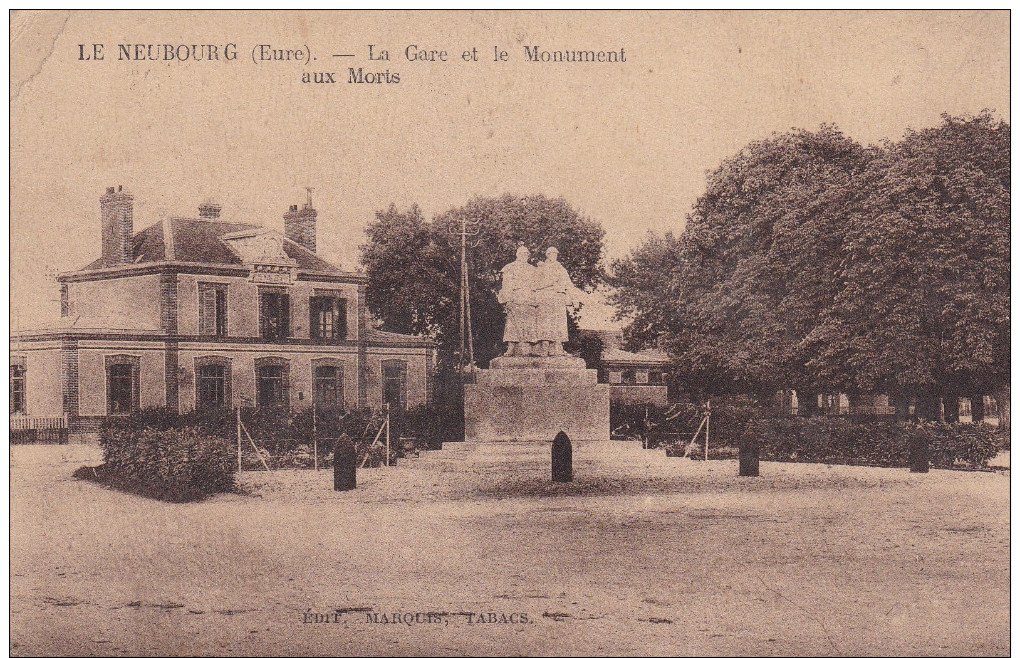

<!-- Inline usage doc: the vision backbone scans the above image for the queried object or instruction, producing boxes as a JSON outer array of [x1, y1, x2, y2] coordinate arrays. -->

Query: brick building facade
[[11, 186, 434, 433]]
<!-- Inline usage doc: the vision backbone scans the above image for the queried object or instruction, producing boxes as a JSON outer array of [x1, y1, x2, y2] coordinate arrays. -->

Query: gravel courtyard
[[11, 442, 1010, 656]]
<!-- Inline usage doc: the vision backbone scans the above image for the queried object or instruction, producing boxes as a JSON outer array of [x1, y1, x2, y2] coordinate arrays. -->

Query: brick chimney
[[198, 202, 221, 219], [283, 188, 317, 252], [100, 185, 134, 266]]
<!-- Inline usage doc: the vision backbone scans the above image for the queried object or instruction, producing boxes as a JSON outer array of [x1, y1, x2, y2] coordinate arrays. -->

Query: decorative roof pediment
[[220, 228, 298, 284]]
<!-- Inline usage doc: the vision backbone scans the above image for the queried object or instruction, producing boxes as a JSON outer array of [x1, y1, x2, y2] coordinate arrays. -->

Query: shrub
[[611, 400, 765, 448], [742, 417, 1006, 470], [97, 426, 235, 501], [390, 397, 464, 448], [98, 400, 464, 476], [358, 442, 393, 468], [104, 406, 235, 436], [924, 422, 1005, 469]]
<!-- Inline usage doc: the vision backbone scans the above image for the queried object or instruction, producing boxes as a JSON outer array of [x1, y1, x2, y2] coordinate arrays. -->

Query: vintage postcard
[[9, 10, 1010, 656]]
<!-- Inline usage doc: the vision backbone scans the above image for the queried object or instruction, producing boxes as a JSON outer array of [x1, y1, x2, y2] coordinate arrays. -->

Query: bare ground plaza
[[11, 443, 1010, 657]]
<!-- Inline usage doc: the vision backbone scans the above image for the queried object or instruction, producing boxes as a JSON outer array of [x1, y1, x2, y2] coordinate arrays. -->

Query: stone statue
[[472, 247, 608, 443], [497, 246, 538, 356], [533, 247, 584, 356], [497, 246, 586, 358]]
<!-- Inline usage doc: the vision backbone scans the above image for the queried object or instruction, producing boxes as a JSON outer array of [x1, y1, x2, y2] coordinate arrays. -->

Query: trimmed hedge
[[611, 401, 763, 448], [394, 398, 464, 448], [94, 426, 236, 501], [97, 401, 463, 476], [744, 417, 1005, 470]]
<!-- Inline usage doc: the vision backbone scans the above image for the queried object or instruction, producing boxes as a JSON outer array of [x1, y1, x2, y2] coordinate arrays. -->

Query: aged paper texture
[[10, 10, 1010, 656]]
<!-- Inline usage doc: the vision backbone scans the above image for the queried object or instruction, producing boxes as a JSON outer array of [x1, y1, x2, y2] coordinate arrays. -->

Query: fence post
[[705, 398, 711, 462], [334, 434, 357, 491]]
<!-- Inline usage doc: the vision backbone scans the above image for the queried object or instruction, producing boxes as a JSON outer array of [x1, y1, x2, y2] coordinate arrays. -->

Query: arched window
[[195, 356, 232, 409], [312, 358, 344, 409], [255, 357, 290, 409]]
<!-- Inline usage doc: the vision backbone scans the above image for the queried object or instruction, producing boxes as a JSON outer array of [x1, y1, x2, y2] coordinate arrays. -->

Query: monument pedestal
[[464, 355, 610, 442]]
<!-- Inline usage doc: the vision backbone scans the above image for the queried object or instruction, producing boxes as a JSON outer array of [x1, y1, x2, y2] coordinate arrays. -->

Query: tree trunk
[[914, 394, 940, 422], [994, 387, 1010, 431], [797, 390, 819, 417], [970, 395, 985, 423], [942, 396, 960, 424], [890, 392, 912, 422]]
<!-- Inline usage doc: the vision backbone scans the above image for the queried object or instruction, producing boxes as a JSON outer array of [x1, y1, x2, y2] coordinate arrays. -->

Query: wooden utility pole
[[448, 214, 481, 379]]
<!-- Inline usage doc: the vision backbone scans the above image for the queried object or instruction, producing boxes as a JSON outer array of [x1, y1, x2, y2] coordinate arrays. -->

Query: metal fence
[[10, 416, 69, 444]]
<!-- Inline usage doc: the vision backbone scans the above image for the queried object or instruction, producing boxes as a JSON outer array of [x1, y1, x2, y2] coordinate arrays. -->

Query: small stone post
[[739, 430, 759, 477], [552, 431, 572, 483], [909, 433, 929, 473], [333, 434, 357, 491]]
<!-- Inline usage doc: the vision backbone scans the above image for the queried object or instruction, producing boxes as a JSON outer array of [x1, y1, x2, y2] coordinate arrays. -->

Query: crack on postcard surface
[[11, 11, 70, 104]]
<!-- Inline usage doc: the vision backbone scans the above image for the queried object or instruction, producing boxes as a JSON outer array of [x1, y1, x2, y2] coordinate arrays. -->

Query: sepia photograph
[[8, 10, 1010, 656]]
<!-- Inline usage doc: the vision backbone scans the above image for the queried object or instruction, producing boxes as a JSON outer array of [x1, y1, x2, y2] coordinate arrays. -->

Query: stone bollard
[[552, 431, 572, 483], [333, 434, 357, 491], [909, 434, 929, 473], [739, 431, 759, 477]]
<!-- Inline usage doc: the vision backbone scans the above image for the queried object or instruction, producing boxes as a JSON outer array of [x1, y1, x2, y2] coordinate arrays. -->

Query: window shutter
[[309, 297, 317, 340], [281, 295, 290, 338], [132, 364, 140, 412], [399, 363, 407, 411], [215, 288, 227, 337], [259, 292, 268, 338], [336, 366, 345, 408], [282, 364, 291, 409], [337, 298, 348, 339], [199, 286, 214, 335]]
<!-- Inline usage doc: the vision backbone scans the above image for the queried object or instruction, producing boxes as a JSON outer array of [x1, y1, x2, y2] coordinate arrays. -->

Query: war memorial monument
[[464, 246, 611, 442]]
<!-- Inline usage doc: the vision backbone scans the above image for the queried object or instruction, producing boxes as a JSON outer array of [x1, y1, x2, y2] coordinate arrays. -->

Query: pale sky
[[10, 10, 1010, 328]]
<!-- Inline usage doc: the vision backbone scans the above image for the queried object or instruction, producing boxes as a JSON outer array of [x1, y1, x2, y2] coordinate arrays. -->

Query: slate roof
[[81, 218, 344, 274]]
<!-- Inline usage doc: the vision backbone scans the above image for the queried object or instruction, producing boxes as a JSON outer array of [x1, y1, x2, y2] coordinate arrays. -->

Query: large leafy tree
[[806, 112, 1010, 420], [611, 126, 872, 402], [361, 194, 606, 373], [609, 231, 685, 350], [611, 115, 1008, 420]]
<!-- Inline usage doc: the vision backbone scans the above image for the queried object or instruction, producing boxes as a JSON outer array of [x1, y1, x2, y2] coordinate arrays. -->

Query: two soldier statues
[[497, 246, 585, 358]]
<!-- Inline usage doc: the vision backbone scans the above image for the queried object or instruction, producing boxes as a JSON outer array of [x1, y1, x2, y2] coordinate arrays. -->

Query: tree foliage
[[611, 125, 872, 397], [361, 194, 606, 371], [806, 112, 1010, 400], [610, 113, 1009, 407]]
